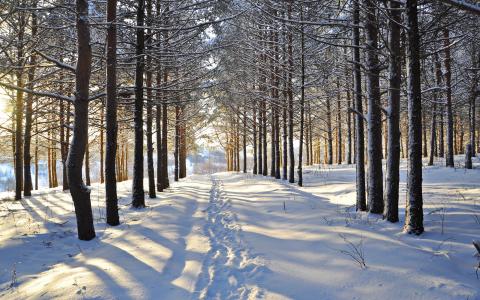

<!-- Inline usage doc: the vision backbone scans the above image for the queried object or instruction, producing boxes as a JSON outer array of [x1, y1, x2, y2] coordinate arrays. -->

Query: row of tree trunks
[[116, 144, 129, 182]]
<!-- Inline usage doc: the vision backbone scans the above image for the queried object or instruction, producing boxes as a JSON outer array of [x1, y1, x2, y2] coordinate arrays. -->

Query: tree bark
[[67, 0, 96, 241], [443, 29, 455, 167], [364, 0, 384, 214], [298, 6, 305, 187], [132, 0, 146, 208], [404, 0, 424, 235], [353, 0, 366, 211], [385, 0, 402, 223], [15, 13, 25, 200], [146, 0, 156, 197], [24, 8, 36, 197], [105, 0, 120, 226]]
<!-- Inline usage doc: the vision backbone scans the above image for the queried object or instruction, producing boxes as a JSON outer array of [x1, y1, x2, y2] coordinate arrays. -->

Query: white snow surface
[[1, 157, 479, 299]]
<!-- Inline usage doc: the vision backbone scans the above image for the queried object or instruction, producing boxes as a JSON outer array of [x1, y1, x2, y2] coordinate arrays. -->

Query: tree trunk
[[67, 0, 96, 241], [443, 29, 455, 167], [132, 0, 146, 208], [326, 94, 333, 165], [298, 6, 305, 187], [404, 0, 424, 235], [15, 15, 25, 200], [429, 53, 442, 166], [243, 102, 247, 173], [146, 0, 156, 198], [105, 0, 120, 226], [24, 8, 36, 197], [353, 0, 366, 211], [337, 79, 342, 165], [385, 0, 402, 223], [253, 98, 258, 175], [174, 106, 180, 181], [364, 0, 384, 214]]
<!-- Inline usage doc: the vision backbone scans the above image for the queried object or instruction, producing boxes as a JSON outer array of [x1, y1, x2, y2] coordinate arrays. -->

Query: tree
[[67, 0, 96, 241], [404, 0, 424, 235]]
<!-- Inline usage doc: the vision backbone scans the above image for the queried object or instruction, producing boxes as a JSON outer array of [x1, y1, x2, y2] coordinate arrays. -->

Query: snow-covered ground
[[1, 157, 479, 299]]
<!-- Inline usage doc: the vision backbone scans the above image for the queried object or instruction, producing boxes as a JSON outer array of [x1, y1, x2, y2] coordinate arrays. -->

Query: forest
[[0, 0, 479, 299]]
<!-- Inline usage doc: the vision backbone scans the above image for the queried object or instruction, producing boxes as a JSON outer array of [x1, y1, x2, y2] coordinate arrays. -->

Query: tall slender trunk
[[385, 0, 401, 223], [132, 0, 146, 208], [346, 77, 352, 165], [439, 105, 445, 157], [253, 97, 258, 174], [34, 119, 38, 190], [156, 97, 162, 190], [353, 0, 366, 211], [179, 111, 187, 178], [243, 102, 247, 173], [105, 0, 119, 226], [68, 0, 95, 240], [24, 8, 36, 196], [262, 100, 268, 176], [336, 79, 343, 165], [287, 1, 294, 183], [404, 0, 424, 235], [258, 99, 263, 175], [443, 29, 454, 167], [469, 50, 478, 157], [174, 106, 180, 181], [429, 53, 442, 166], [160, 3, 170, 190], [298, 6, 305, 187], [326, 95, 333, 165], [282, 73, 288, 179], [15, 14, 25, 200], [100, 106, 104, 184], [364, 0, 384, 214], [146, 0, 155, 198]]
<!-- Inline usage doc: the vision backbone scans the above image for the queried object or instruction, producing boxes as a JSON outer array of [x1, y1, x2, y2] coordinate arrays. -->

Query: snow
[[1, 157, 479, 299]]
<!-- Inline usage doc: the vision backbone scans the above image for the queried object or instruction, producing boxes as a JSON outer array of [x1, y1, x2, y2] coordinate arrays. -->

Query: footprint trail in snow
[[194, 176, 267, 300]]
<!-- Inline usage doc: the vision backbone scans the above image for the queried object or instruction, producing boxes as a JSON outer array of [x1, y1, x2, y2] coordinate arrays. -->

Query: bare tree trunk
[[132, 0, 146, 208], [469, 51, 478, 157], [262, 100, 268, 176], [444, 29, 455, 167], [326, 94, 333, 165], [404, 0, 424, 235], [337, 79, 342, 165], [34, 120, 38, 190], [283, 76, 288, 179], [298, 6, 305, 187], [353, 0, 366, 211], [429, 53, 442, 166], [385, 0, 401, 223], [346, 77, 352, 165], [15, 13, 25, 200], [105, 0, 119, 226], [243, 102, 247, 173], [67, 0, 96, 240], [100, 106, 104, 184], [146, 0, 155, 198], [253, 97, 258, 174], [174, 105, 180, 181], [179, 111, 187, 178], [24, 8, 36, 197], [364, 0, 384, 214]]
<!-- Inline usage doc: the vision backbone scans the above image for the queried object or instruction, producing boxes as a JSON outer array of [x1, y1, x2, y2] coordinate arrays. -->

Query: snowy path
[[1, 159, 480, 299], [194, 176, 266, 299]]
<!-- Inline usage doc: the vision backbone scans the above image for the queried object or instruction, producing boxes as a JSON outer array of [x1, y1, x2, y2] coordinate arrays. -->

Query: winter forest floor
[[1, 157, 480, 300]]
